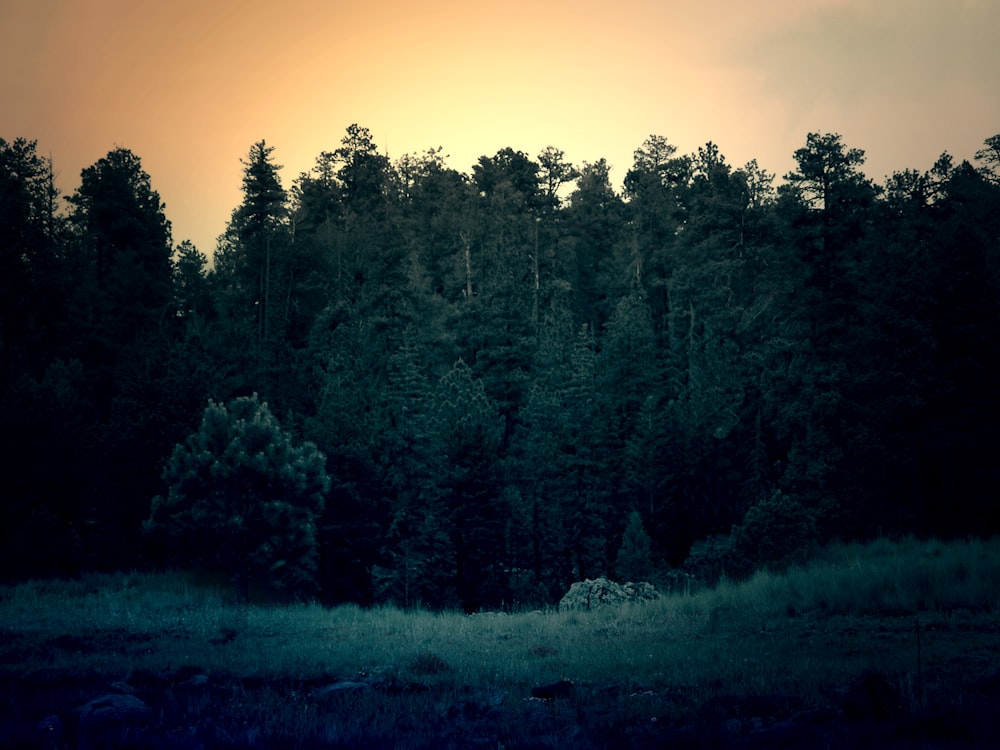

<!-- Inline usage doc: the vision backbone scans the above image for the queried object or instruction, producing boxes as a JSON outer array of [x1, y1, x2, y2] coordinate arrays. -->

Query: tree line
[[2, 127, 999, 609]]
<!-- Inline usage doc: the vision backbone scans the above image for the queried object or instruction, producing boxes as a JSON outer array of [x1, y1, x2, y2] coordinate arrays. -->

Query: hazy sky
[[3, 0, 998, 255]]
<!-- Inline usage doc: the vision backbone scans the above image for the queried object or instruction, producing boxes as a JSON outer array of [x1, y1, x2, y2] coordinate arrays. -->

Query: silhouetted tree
[[67, 147, 173, 389]]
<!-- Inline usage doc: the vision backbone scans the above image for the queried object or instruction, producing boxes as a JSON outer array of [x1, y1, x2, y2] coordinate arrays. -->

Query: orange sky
[[3, 0, 998, 255]]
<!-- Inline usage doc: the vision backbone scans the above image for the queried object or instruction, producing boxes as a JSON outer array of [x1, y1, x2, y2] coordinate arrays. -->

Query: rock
[[559, 576, 660, 611], [75, 693, 153, 733], [531, 679, 575, 701]]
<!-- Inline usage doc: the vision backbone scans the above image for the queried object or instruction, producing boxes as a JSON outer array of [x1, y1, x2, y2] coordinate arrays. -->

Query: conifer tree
[[214, 140, 290, 389], [147, 394, 329, 601], [426, 359, 507, 611], [616, 510, 653, 582], [67, 147, 173, 375]]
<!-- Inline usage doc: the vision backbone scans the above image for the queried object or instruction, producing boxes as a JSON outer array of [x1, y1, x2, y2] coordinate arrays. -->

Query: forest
[[1, 127, 999, 612]]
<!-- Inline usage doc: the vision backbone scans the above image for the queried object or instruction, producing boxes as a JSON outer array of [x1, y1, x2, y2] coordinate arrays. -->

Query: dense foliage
[[1, 129, 998, 607], [146, 394, 329, 601]]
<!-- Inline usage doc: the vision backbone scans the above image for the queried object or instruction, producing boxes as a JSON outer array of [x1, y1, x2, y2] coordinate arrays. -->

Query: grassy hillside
[[2, 536, 999, 748]]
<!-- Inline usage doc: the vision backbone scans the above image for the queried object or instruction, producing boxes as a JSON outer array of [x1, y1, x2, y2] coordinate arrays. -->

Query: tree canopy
[[2, 128, 999, 608], [146, 394, 329, 601]]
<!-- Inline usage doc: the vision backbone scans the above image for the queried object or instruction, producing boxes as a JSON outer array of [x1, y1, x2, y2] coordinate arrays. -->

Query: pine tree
[[67, 147, 173, 375], [147, 394, 329, 602], [426, 359, 507, 611], [214, 140, 290, 389], [615, 511, 653, 582]]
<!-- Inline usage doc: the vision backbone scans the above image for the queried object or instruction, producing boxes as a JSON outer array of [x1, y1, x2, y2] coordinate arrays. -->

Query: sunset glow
[[3, 0, 998, 253]]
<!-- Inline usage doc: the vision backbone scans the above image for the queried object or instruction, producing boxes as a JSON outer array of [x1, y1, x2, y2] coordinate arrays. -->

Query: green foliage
[[682, 534, 749, 586], [0, 138, 62, 389], [615, 511, 653, 582], [732, 491, 816, 572], [4, 127, 1000, 605], [146, 394, 329, 601], [426, 359, 508, 611], [68, 146, 174, 352]]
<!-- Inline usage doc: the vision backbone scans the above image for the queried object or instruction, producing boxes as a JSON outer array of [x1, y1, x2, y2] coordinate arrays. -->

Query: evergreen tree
[[616, 510, 653, 582], [564, 158, 628, 328], [147, 394, 329, 601], [0, 137, 63, 390], [214, 140, 291, 392], [67, 147, 173, 387], [172, 240, 212, 322], [623, 135, 691, 320], [426, 359, 507, 611]]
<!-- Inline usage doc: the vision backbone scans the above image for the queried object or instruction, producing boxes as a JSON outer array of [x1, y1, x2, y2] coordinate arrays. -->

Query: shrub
[[405, 651, 452, 676], [683, 534, 751, 585], [733, 491, 816, 571]]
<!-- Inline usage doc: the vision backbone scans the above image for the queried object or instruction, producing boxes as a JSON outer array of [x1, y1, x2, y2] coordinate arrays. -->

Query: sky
[[2, 0, 998, 256]]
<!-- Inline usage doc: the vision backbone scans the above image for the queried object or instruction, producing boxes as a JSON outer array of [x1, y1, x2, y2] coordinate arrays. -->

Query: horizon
[[3, 0, 998, 255]]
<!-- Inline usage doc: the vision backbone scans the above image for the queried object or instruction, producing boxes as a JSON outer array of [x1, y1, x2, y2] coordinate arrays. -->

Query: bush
[[683, 534, 751, 586], [733, 491, 816, 571]]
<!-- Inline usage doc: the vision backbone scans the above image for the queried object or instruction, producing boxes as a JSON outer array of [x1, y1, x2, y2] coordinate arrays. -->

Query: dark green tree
[[472, 147, 543, 211], [780, 132, 876, 298], [426, 359, 507, 611], [59, 148, 182, 569], [371, 338, 453, 607], [0, 137, 63, 390], [214, 140, 291, 391], [510, 323, 610, 589], [147, 394, 329, 601], [974, 133, 1000, 183], [732, 491, 816, 572], [67, 147, 173, 381], [537, 145, 579, 211], [623, 135, 691, 320], [0, 358, 96, 579], [564, 158, 628, 327], [333, 123, 393, 221], [172, 240, 212, 322], [616, 510, 653, 582], [769, 133, 877, 521]]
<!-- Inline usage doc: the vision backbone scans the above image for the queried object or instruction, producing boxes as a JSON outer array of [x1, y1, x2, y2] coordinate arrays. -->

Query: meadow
[[2, 536, 1000, 748]]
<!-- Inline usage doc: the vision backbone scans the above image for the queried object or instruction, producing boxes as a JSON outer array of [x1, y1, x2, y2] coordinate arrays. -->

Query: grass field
[[2, 536, 1000, 748]]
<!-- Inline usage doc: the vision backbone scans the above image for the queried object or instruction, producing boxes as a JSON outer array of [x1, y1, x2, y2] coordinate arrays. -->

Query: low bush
[[732, 490, 817, 571]]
